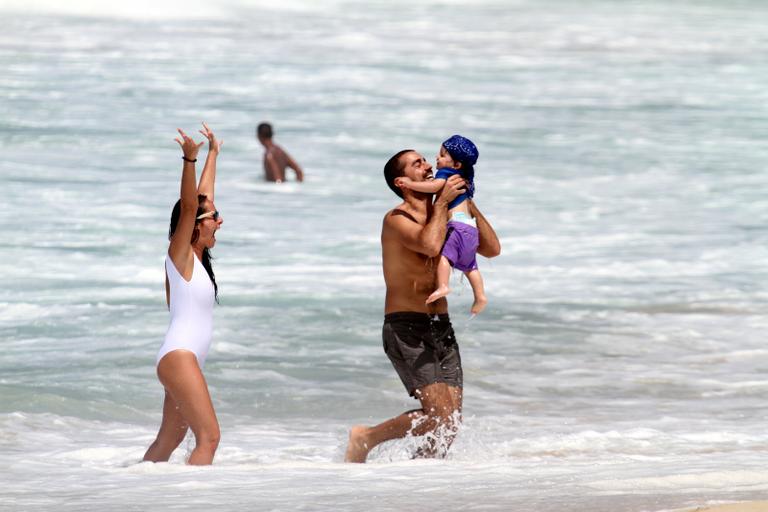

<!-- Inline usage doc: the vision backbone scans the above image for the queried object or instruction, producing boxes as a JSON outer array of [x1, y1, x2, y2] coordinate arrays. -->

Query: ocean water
[[2, 0, 768, 510]]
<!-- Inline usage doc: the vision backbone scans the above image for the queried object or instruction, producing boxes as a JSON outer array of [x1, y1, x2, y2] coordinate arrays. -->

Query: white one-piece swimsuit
[[156, 254, 215, 367]]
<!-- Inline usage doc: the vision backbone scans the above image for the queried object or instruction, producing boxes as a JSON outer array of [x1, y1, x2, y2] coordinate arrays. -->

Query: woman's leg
[[156, 350, 220, 465], [143, 390, 190, 462]]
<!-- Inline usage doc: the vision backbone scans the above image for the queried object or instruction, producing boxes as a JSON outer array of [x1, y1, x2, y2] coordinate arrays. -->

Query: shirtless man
[[256, 122, 304, 183], [345, 149, 501, 463]]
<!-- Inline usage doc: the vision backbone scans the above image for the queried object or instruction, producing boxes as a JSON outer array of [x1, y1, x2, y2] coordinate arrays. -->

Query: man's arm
[[385, 175, 465, 257], [385, 203, 449, 257], [468, 200, 501, 258], [285, 153, 304, 182]]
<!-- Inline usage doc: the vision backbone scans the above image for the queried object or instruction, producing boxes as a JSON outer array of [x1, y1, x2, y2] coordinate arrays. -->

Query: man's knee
[[438, 407, 459, 427], [421, 404, 455, 427]]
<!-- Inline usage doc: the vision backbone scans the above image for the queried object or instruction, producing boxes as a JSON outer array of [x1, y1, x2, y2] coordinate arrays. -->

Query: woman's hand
[[175, 129, 204, 161], [199, 122, 223, 154]]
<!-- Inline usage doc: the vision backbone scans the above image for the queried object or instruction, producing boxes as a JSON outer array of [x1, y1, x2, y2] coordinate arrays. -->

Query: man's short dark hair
[[257, 122, 273, 139], [383, 149, 414, 198]]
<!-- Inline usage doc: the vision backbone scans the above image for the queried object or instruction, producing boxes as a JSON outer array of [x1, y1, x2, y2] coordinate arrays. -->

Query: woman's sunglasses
[[196, 210, 220, 221]]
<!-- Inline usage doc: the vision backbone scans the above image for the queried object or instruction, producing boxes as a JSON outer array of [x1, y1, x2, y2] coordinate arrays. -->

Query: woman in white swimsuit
[[143, 123, 224, 465]]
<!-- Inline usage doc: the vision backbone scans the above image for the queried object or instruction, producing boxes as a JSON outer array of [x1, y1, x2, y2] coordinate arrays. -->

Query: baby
[[398, 135, 487, 315]]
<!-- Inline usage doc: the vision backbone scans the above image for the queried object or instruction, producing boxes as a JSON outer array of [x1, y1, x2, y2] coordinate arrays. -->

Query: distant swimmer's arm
[[397, 177, 445, 194], [468, 200, 501, 258], [198, 122, 222, 201], [386, 175, 465, 257], [285, 153, 304, 182]]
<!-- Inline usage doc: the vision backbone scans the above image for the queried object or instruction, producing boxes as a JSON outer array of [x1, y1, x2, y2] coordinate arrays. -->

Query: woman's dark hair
[[169, 194, 219, 302], [383, 149, 414, 198]]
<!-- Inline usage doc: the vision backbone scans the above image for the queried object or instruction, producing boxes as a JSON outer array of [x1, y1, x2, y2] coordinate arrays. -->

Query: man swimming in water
[[344, 149, 501, 463], [256, 122, 304, 183]]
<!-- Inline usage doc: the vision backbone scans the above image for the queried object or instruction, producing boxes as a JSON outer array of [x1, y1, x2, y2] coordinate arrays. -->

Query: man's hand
[[435, 174, 465, 206]]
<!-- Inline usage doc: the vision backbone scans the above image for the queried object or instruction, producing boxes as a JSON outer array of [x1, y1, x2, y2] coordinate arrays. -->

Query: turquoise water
[[2, 1, 768, 511]]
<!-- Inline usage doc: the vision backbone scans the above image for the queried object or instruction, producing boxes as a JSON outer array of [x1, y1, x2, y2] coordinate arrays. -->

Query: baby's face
[[436, 145, 457, 169]]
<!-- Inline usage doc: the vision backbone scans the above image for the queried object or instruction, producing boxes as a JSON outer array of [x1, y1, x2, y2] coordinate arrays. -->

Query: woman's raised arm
[[168, 129, 204, 273], [197, 122, 222, 201]]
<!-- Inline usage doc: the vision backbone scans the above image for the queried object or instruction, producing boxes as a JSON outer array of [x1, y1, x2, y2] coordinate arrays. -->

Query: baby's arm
[[398, 177, 446, 194]]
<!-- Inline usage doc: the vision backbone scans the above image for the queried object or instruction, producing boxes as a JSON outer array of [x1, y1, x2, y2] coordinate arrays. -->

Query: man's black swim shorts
[[382, 312, 463, 397]]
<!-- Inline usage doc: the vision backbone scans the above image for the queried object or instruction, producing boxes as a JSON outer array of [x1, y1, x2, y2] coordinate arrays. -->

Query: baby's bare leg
[[426, 256, 453, 304], [465, 269, 487, 315]]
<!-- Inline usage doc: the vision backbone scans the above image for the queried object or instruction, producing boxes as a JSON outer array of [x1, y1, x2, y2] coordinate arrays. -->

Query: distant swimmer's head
[[384, 150, 434, 198], [441, 134, 478, 172], [256, 122, 273, 146]]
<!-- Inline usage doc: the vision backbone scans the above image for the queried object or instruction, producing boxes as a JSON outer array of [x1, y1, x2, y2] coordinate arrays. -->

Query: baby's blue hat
[[443, 135, 478, 167]]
